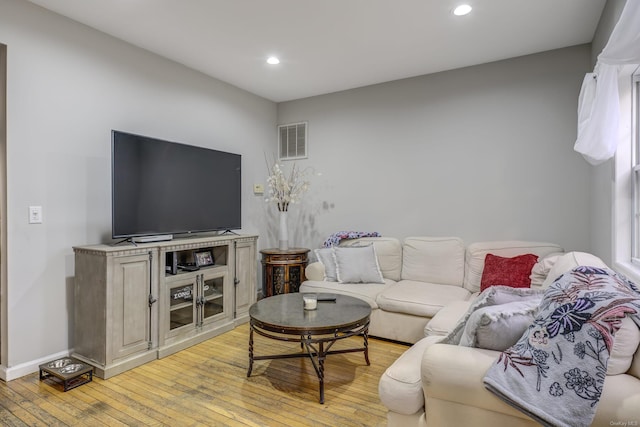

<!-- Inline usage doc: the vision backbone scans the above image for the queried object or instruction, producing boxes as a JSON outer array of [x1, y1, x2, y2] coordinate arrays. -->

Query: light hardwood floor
[[0, 323, 409, 426]]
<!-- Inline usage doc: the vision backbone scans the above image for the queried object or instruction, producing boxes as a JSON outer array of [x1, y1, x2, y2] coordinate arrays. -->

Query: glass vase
[[278, 210, 289, 250]]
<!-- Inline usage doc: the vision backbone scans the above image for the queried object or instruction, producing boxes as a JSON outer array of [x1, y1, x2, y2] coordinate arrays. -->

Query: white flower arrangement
[[265, 160, 311, 212]]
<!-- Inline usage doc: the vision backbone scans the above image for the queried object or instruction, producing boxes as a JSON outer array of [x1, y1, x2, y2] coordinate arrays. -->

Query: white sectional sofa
[[378, 251, 640, 427], [302, 237, 640, 425], [301, 236, 562, 343]]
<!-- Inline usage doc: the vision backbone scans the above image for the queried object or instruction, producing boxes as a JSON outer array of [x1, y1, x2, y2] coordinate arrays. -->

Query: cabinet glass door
[[289, 266, 303, 293], [272, 266, 286, 295], [201, 275, 224, 323], [169, 282, 195, 330]]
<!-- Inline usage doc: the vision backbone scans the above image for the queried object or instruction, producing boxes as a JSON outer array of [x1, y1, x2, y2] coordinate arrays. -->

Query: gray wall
[[591, 0, 627, 66], [588, 0, 627, 265], [0, 0, 275, 375], [278, 45, 593, 252], [0, 0, 606, 377]]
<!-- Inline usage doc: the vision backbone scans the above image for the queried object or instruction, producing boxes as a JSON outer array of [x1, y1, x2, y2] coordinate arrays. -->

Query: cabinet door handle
[[148, 294, 157, 307], [197, 296, 205, 327]]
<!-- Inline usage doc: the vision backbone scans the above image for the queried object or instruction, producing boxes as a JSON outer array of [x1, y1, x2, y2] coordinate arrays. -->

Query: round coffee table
[[247, 293, 371, 404]]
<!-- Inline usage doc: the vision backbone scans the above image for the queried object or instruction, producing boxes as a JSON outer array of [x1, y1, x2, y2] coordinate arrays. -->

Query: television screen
[[112, 130, 241, 239]]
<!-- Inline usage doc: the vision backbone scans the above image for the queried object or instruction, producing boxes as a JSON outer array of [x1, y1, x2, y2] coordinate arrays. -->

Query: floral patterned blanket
[[483, 266, 640, 427], [322, 231, 381, 247]]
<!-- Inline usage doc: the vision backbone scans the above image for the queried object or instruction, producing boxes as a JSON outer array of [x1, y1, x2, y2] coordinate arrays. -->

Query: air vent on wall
[[278, 122, 307, 160]]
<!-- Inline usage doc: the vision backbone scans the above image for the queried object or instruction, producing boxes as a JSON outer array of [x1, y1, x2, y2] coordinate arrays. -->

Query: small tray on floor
[[39, 357, 93, 391]]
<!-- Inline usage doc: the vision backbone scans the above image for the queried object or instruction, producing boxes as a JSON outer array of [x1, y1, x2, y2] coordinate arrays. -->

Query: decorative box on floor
[[39, 357, 93, 391]]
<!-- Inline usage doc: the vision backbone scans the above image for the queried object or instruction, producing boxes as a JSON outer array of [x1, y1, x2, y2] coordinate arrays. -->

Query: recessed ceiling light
[[453, 4, 472, 16], [267, 56, 280, 65]]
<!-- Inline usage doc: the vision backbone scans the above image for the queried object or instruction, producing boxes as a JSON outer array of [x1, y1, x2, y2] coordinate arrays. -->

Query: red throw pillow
[[480, 253, 539, 292]]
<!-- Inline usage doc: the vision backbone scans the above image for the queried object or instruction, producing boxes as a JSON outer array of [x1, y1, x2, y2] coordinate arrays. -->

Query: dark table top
[[249, 293, 371, 335], [260, 248, 310, 255]]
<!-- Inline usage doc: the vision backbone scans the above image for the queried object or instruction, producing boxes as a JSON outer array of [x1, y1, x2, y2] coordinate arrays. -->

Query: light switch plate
[[29, 206, 43, 224], [253, 184, 264, 195]]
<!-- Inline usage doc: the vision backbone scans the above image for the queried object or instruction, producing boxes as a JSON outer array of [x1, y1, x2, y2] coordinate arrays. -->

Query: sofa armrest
[[630, 338, 640, 380], [422, 343, 640, 425], [421, 344, 533, 420], [379, 335, 445, 415], [305, 261, 325, 281], [424, 300, 473, 337]]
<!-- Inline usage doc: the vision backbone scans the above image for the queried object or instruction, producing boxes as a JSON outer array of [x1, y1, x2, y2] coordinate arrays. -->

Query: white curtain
[[574, 0, 640, 165]]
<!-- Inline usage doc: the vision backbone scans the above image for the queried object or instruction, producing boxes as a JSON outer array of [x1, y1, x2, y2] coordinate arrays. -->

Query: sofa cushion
[[339, 237, 402, 281], [299, 279, 394, 309], [376, 280, 472, 318], [463, 241, 563, 293], [378, 335, 444, 415], [459, 299, 541, 350], [333, 245, 384, 284], [480, 253, 538, 292], [607, 315, 640, 375], [401, 237, 465, 286], [314, 248, 337, 281]]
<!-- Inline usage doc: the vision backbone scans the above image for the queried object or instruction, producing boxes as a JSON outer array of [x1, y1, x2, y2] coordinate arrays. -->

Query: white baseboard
[[0, 349, 71, 381]]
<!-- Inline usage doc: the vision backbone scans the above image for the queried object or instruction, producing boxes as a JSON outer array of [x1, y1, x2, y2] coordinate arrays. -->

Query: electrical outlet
[[29, 206, 43, 224], [253, 184, 264, 195]]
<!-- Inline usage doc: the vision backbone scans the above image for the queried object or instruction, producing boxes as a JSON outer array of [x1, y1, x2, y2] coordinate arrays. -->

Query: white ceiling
[[26, 0, 606, 102]]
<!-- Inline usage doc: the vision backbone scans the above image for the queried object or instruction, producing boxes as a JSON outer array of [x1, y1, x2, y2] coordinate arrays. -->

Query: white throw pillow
[[529, 252, 564, 287], [459, 299, 541, 350], [339, 237, 402, 281], [333, 245, 385, 284], [314, 248, 338, 282]]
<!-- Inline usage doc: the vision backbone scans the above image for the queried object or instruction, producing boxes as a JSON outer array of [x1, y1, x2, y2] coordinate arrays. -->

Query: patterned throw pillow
[[480, 253, 538, 292]]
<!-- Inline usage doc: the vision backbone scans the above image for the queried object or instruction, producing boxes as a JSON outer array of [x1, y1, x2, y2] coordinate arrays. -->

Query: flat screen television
[[111, 130, 241, 240]]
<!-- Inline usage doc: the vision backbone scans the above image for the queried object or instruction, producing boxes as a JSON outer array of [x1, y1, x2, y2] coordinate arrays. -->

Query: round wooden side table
[[260, 248, 310, 297]]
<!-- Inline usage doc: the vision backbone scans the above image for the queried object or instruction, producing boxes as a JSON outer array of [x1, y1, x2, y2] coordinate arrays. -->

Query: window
[[614, 65, 640, 281], [633, 73, 640, 264], [278, 122, 307, 161]]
